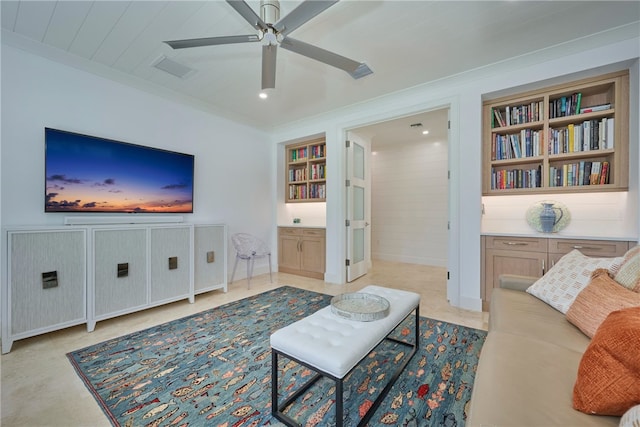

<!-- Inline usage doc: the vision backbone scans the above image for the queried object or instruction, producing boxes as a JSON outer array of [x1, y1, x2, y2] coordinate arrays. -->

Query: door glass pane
[[354, 143, 364, 179], [354, 186, 364, 220], [353, 228, 364, 263]]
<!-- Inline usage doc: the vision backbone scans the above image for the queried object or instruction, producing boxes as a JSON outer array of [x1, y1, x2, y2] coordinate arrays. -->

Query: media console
[[1, 223, 227, 354]]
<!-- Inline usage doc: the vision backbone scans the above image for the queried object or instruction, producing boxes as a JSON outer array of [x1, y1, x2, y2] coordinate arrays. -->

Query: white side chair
[[230, 233, 272, 288]]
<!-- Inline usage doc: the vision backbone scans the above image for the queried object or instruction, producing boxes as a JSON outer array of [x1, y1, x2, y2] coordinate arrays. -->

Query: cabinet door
[[150, 227, 191, 303], [484, 249, 546, 303], [194, 225, 226, 293], [94, 229, 147, 317], [279, 234, 301, 271], [300, 231, 325, 275], [9, 230, 86, 335]]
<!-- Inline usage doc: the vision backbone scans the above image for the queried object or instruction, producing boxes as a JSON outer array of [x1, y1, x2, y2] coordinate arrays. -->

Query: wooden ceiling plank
[[91, 1, 167, 67], [43, 1, 93, 51], [13, 0, 56, 42], [68, 1, 131, 59]]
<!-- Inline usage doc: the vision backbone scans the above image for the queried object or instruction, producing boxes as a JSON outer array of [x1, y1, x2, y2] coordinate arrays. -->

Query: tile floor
[[0, 260, 488, 426]]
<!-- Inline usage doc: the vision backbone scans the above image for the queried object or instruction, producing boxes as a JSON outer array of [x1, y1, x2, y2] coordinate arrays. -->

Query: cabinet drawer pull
[[572, 245, 602, 250], [502, 241, 528, 246]]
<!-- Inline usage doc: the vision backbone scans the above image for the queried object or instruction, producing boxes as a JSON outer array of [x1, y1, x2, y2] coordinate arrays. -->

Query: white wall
[[272, 34, 640, 311], [1, 45, 274, 279], [371, 140, 448, 266]]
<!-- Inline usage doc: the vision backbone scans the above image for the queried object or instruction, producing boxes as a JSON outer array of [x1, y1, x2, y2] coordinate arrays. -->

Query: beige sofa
[[468, 275, 620, 427]]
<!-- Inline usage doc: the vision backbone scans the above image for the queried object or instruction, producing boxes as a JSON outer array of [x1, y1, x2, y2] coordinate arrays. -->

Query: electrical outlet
[[207, 251, 215, 263], [42, 271, 58, 289], [168, 257, 178, 270]]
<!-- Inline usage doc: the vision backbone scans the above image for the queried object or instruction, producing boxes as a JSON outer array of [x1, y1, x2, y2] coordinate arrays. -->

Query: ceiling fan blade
[[273, 0, 339, 37], [165, 34, 260, 49], [280, 37, 373, 79], [262, 44, 277, 89], [226, 0, 268, 32]]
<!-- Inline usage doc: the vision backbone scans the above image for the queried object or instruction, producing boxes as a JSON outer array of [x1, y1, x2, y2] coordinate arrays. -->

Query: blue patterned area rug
[[67, 286, 487, 427]]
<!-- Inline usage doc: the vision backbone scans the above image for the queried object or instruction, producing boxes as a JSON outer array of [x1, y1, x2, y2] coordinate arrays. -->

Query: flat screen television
[[45, 128, 194, 213]]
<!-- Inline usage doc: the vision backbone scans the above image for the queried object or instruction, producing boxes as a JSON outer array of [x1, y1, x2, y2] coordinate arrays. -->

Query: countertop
[[481, 232, 637, 242], [278, 224, 326, 229]]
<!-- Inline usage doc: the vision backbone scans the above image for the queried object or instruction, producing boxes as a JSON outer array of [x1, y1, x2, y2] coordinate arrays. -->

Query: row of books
[[491, 129, 543, 160], [493, 96, 612, 128], [289, 147, 308, 162], [491, 166, 542, 190], [288, 167, 308, 182], [549, 92, 582, 118], [310, 144, 326, 159], [549, 161, 610, 187], [492, 101, 544, 128], [288, 184, 326, 199], [309, 183, 326, 199], [310, 164, 325, 180], [548, 118, 614, 154]]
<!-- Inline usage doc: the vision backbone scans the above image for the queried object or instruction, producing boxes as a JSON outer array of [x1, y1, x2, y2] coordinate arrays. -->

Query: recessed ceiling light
[[259, 92, 268, 99], [422, 130, 429, 135]]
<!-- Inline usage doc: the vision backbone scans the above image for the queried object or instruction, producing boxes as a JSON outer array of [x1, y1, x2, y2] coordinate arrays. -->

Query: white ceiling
[[2, 1, 639, 133]]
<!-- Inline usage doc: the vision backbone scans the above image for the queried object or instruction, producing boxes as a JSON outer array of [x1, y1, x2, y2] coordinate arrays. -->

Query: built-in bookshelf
[[482, 70, 629, 195], [286, 138, 326, 203]]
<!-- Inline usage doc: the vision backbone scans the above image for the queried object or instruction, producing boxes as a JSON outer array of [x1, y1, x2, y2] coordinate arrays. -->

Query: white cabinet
[[89, 224, 194, 330], [3, 228, 87, 354], [92, 228, 148, 321], [194, 224, 227, 294], [3, 222, 226, 353]]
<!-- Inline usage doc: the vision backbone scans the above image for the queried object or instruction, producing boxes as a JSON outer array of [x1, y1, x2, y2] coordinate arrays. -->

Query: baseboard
[[458, 295, 483, 312]]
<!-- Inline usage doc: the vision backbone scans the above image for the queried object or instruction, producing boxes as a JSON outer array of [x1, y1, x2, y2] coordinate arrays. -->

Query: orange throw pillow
[[573, 306, 640, 416], [566, 268, 640, 338]]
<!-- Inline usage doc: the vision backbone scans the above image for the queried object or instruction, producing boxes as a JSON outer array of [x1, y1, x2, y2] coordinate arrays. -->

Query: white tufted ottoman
[[270, 285, 420, 427]]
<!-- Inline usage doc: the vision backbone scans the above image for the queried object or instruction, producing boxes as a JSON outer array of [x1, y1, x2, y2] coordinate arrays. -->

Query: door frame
[[334, 98, 460, 306]]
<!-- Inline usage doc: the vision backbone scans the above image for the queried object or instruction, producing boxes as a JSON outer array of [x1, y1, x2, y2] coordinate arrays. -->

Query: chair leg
[[247, 258, 253, 289], [268, 254, 273, 283], [230, 255, 239, 284]]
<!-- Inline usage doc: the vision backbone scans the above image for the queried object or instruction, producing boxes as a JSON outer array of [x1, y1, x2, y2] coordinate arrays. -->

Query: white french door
[[345, 131, 371, 282]]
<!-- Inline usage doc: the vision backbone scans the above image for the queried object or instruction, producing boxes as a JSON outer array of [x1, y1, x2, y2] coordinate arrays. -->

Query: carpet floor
[[67, 286, 487, 426]]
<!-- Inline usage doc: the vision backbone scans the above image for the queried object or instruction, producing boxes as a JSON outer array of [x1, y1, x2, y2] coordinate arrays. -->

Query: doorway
[[347, 108, 450, 278]]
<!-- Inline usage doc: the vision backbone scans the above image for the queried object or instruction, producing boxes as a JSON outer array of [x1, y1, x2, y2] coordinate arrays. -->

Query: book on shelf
[[290, 146, 308, 162], [600, 162, 610, 185], [548, 160, 609, 187], [550, 92, 582, 118], [493, 108, 506, 127], [580, 104, 611, 114], [310, 144, 325, 159], [607, 118, 614, 149]]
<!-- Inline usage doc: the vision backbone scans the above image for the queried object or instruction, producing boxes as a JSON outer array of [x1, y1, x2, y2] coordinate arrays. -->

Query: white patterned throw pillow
[[526, 249, 624, 314]]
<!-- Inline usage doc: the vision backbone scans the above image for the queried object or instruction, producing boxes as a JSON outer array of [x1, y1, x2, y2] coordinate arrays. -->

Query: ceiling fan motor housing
[[260, 0, 280, 25]]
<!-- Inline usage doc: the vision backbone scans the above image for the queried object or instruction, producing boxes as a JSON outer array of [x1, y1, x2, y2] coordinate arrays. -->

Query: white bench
[[270, 285, 420, 427]]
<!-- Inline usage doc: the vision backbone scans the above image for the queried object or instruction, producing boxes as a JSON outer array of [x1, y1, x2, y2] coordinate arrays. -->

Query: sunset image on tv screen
[[45, 129, 194, 213]]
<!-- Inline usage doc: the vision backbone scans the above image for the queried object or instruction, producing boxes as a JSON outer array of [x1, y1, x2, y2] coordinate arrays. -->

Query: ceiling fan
[[164, 0, 373, 90]]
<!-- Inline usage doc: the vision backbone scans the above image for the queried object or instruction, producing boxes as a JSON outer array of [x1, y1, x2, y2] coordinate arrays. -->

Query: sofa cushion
[[573, 306, 640, 416], [566, 268, 640, 338], [620, 404, 640, 427], [468, 331, 620, 427], [526, 249, 623, 314], [490, 288, 590, 353], [614, 245, 640, 291]]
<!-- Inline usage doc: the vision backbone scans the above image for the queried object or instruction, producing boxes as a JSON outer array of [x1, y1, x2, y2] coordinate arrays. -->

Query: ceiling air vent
[[151, 55, 195, 79]]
